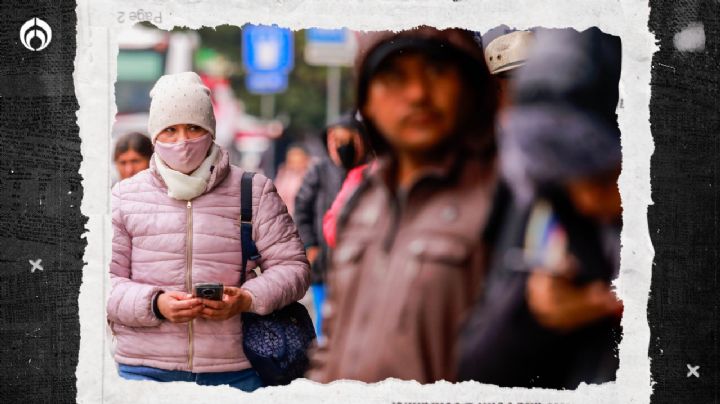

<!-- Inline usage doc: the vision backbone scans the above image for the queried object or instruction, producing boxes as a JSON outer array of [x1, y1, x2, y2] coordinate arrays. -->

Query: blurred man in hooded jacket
[[307, 26, 498, 384]]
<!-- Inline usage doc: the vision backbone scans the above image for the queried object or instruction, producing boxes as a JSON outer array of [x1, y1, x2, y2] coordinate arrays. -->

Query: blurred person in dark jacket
[[458, 27, 623, 389], [307, 26, 498, 384], [294, 115, 368, 338]]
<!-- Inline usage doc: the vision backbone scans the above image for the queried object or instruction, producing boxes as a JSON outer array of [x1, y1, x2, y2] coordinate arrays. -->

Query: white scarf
[[154, 144, 221, 201]]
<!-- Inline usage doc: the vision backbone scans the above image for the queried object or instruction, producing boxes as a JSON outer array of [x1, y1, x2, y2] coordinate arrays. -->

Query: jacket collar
[[371, 150, 465, 199], [205, 147, 231, 192]]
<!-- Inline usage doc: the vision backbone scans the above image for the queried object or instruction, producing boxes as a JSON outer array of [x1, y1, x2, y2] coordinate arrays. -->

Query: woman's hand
[[199, 287, 253, 321], [157, 291, 203, 323]]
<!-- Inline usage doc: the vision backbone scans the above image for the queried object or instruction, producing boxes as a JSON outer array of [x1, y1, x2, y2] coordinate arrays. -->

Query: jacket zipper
[[186, 200, 194, 370]]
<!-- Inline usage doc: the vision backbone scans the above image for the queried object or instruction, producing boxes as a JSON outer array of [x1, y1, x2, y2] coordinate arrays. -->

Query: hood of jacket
[[354, 26, 498, 160]]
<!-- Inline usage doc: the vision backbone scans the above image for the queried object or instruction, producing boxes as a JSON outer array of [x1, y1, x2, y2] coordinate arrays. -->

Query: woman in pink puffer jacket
[[107, 72, 310, 391]]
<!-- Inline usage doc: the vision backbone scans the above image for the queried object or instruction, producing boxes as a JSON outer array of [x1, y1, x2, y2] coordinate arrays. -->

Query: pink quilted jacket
[[107, 148, 310, 373]]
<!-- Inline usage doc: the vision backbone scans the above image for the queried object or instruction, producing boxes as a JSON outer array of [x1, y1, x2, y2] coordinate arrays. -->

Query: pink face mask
[[154, 134, 213, 174]]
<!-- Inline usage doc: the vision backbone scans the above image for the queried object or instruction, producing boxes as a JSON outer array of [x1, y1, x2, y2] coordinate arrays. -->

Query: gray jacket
[[294, 158, 345, 283]]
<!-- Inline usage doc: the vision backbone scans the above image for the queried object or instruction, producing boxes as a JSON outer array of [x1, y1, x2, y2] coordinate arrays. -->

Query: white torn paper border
[[75, 1, 657, 402]]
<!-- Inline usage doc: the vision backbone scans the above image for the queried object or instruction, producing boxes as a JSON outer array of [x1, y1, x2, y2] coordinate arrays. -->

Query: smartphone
[[523, 189, 613, 284], [194, 283, 224, 300], [523, 199, 568, 274]]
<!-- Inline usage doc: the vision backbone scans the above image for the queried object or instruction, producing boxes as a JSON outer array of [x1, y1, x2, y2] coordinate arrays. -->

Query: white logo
[[20, 18, 52, 51], [255, 34, 281, 70]]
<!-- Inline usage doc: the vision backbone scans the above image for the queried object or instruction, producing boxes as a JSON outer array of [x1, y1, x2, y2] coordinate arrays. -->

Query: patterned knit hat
[[147, 71, 216, 143]]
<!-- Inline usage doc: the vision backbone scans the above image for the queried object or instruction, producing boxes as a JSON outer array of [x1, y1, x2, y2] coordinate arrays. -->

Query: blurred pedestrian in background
[[114, 132, 153, 181], [108, 72, 310, 391], [274, 144, 310, 217], [294, 114, 369, 339], [458, 27, 623, 388], [322, 160, 375, 250], [484, 30, 535, 117], [308, 26, 498, 383]]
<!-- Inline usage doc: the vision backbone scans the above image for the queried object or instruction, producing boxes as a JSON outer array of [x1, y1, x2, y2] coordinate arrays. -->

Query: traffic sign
[[245, 71, 289, 94], [306, 28, 346, 43], [242, 25, 294, 73], [304, 28, 356, 67]]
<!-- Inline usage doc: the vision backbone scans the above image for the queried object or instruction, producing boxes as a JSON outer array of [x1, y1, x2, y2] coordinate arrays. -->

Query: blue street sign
[[242, 25, 294, 73], [245, 71, 288, 94], [306, 28, 346, 44]]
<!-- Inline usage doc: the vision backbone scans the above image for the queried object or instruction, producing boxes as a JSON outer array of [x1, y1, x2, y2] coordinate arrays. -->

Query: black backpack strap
[[482, 179, 512, 247], [240, 171, 261, 285]]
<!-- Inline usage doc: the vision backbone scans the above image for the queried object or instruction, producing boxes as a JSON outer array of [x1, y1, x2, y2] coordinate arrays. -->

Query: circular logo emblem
[[20, 18, 52, 51]]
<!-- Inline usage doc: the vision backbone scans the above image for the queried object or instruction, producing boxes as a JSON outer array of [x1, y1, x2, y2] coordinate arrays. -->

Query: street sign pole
[[241, 24, 293, 178], [261, 93, 275, 120], [304, 28, 356, 125], [326, 66, 341, 125], [260, 93, 276, 178]]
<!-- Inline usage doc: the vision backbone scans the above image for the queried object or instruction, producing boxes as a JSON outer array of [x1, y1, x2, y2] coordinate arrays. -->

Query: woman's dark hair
[[114, 132, 154, 161]]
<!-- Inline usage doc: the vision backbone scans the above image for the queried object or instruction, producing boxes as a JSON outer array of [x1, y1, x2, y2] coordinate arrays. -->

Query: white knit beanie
[[147, 71, 216, 143]]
